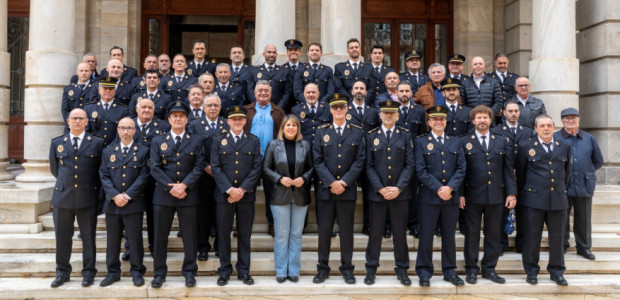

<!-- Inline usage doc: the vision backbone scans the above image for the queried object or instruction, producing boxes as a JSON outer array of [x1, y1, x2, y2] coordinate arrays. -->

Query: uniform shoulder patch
[[317, 123, 330, 129], [349, 123, 363, 130], [367, 127, 379, 134], [398, 126, 410, 132]]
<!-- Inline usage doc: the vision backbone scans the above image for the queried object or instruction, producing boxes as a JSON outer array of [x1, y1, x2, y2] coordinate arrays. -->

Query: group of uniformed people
[[49, 37, 602, 289]]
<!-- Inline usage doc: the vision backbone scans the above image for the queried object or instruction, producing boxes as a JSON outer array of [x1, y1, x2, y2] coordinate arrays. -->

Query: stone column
[[0, 0, 15, 181], [16, 0, 77, 183], [453, 0, 495, 74], [503, 0, 532, 76], [576, 0, 618, 183], [252, 0, 296, 65], [319, 0, 361, 68], [529, 0, 579, 121]]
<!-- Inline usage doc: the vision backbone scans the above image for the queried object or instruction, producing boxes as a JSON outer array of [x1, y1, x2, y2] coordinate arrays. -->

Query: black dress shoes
[[276, 276, 286, 283], [397, 273, 412, 286], [362, 227, 370, 236], [217, 275, 229, 286], [331, 231, 337, 237], [313, 271, 329, 283], [482, 271, 505, 284], [434, 227, 442, 237], [465, 272, 477, 284], [121, 250, 130, 261], [238, 274, 254, 285], [410, 227, 419, 238], [151, 275, 165, 288], [197, 250, 208, 261], [577, 248, 596, 260], [383, 228, 392, 238], [288, 276, 299, 283], [50, 276, 69, 288], [526, 275, 538, 285], [343, 272, 356, 284], [99, 275, 120, 287], [364, 272, 376, 285], [550, 275, 568, 286], [133, 276, 145, 287], [444, 275, 464, 286], [185, 276, 196, 287], [81, 277, 94, 287], [177, 231, 182, 237], [419, 277, 430, 287]]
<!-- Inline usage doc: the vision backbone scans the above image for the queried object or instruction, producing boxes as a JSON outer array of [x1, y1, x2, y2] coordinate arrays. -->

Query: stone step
[[1, 250, 617, 277], [2, 230, 620, 253], [2, 274, 620, 299]]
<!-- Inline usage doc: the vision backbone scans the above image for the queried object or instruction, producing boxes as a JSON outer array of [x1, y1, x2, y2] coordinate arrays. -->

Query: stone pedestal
[[0, 0, 14, 181], [319, 0, 361, 68], [16, 0, 77, 183], [529, 0, 579, 121], [252, 0, 296, 65], [576, 0, 620, 184]]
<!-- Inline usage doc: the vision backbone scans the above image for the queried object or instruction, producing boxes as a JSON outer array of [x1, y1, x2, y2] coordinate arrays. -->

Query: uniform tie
[[234, 135, 240, 143], [357, 106, 363, 117], [511, 127, 517, 137], [148, 93, 154, 100], [309, 106, 316, 118], [481, 135, 488, 152], [175, 136, 181, 150], [291, 65, 297, 72], [176, 76, 182, 83], [211, 122, 216, 133], [73, 137, 79, 150], [501, 73, 506, 83], [312, 64, 318, 72], [196, 63, 201, 71], [352, 63, 358, 72], [78, 83, 85, 91], [402, 106, 408, 118], [141, 124, 148, 135], [104, 103, 110, 111], [122, 146, 129, 157], [193, 109, 200, 119], [221, 85, 226, 93], [437, 136, 443, 145], [234, 67, 240, 74], [386, 129, 392, 143], [450, 104, 456, 114], [544, 142, 553, 153], [268, 66, 273, 73], [337, 127, 342, 136]]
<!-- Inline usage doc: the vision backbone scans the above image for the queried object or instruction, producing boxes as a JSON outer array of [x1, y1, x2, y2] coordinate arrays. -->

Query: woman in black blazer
[[263, 114, 313, 283]]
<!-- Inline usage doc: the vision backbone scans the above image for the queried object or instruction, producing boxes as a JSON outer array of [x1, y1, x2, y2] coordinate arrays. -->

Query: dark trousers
[[144, 178, 155, 253], [500, 202, 524, 251], [263, 175, 274, 225], [362, 173, 392, 233], [316, 199, 356, 273], [464, 203, 503, 274], [365, 200, 409, 274], [407, 178, 419, 231], [521, 207, 566, 278], [197, 179, 214, 253], [415, 203, 459, 278], [105, 212, 146, 277], [564, 196, 592, 250], [217, 201, 255, 276], [152, 204, 198, 278], [53, 206, 98, 278]]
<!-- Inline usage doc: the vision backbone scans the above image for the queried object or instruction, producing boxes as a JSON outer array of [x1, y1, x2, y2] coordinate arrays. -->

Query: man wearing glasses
[[49, 108, 104, 288], [509, 77, 546, 128]]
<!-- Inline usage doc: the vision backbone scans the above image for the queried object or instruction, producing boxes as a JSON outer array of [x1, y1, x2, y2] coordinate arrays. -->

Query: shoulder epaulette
[[367, 127, 379, 134], [52, 135, 66, 141], [317, 123, 330, 129], [398, 126, 410, 132], [349, 123, 363, 130]]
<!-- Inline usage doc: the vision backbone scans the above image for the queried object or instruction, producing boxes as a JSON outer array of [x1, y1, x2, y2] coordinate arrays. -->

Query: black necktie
[[352, 63, 358, 72], [313, 64, 318, 71], [268, 66, 273, 73], [386, 129, 391, 143], [235, 135, 240, 143], [501, 73, 506, 83], [450, 104, 456, 114], [141, 124, 148, 135], [221, 85, 226, 93], [414, 74, 419, 86], [197, 63, 201, 71], [357, 106, 363, 117], [122, 146, 129, 157], [73, 137, 79, 150], [437, 136, 443, 145], [310, 106, 316, 118], [511, 127, 517, 137], [78, 83, 85, 91], [234, 67, 240, 74], [149, 93, 154, 100], [402, 106, 408, 118], [211, 122, 216, 133], [104, 103, 109, 111], [544, 142, 553, 153], [337, 127, 342, 136], [481, 135, 487, 151], [175, 136, 181, 149], [193, 109, 200, 118], [375, 67, 380, 74], [292, 65, 297, 72]]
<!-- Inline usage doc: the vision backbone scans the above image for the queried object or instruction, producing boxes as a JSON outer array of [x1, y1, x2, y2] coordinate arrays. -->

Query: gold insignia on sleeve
[[110, 154, 116, 162], [160, 143, 168, 151], [92, 111, 98, 118], [257, 73, 263, 79], [346, 114, 352, 120], [222, 139, 228, 146], [300, 111, 306, 118], [57, 145, 64, 153], [323, 134, 330, 143], [373, 138, 380, 146], [466, 143, 472, 150], [304, 71, 309, 77], [344, 70, 350, 76], [168, 80, 173, 86], [68, 90, 74, 96], [427, 143, 434, 151], [529, 149, 536, 157]]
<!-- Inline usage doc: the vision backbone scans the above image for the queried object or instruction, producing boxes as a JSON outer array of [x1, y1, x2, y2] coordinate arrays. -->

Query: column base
[[0, 162, 14, 181], [0, 180, 52, 233], [15, 162, 55, 183]]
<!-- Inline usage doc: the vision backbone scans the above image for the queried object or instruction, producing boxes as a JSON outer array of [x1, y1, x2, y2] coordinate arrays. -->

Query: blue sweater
[[553, 128, 603, 197]]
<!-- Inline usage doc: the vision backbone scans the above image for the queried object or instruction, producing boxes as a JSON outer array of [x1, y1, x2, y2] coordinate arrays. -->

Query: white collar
[[431, 131, 445, 141], [120, 141, 134, 150], [333, 122, 347, 130], [170, 131, 185, 141]]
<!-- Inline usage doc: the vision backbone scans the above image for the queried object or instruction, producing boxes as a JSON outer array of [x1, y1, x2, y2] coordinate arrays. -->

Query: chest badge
[[300, 111, 306, 119], [323, 134, 330, 143], [427, 143, 434, 151], [221, 139, 228, 146], [373, 138, 380, 146], [257, 73, 263, 79], [168, 80, 173, 86], [346, 113, 352, 120], [344, 70, 350, 76], [465, 143, 472, 151], [187, 69, 193, 75], [304, 71, 309, 77], [68, 90, 74, 96], [91, 111, 98, 118], [57, 145, 64, 153], [110, 154, 116, 162], [529, 149, 536, 157], [160, 143, 168, 151]]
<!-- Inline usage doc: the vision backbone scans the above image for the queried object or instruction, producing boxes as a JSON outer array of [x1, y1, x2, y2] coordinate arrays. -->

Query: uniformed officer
[[210, 106, 263, 286], [492, 101, 534, 253], [186, 39, 216, 78], [84, 77, 130, 148], [312, 94, 366, 285], [459, 105, 517, 285], [129, 54, 159, 94], [399, 50, 430, 95], [198, 72, 217, 96], [160, 54, 199, 103], [368, 45, 397, 100], [373, 71, 400, 107], [100, 46, 138, 82], [150, 101, 206, 288], [447, 54, 470, 82], [70, 53, 99, 84], [49, 108, 104, 288], [229, 45, 253, 101], [62, 62, 94, 129], [414, 105, 466, 287], [442, 78, 474, 138], [186, 84, 208, 124], [89, 59, 133, 106], [364, 100, 415, 286], [293, 42, 335, 104], [490, 53, 519, 107], [334, 38, 375, 104], [128, 69, 172, 120], [291, 83, 331, 145], [98, 117, 149, 287], [281, 39, 304, 111], [516, 114, 571, 286], [213, 63, 246, 116], [246, 44, 292, 111]]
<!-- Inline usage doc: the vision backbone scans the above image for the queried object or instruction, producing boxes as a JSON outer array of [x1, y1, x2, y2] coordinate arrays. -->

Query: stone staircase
[[0, 185, 619, 299]]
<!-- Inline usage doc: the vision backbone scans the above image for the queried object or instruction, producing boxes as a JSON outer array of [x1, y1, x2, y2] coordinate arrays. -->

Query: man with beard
[[443, 78, 474, 138]]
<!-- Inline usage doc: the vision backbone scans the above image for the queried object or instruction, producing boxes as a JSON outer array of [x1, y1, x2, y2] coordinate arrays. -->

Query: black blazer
[[263, 139, 314, 206]]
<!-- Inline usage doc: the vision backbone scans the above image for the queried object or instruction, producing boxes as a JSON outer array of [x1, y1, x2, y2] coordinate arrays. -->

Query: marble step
[[2, 274, 620, 299], [1, 250, 617, 277], [1, 230, 619, 253]]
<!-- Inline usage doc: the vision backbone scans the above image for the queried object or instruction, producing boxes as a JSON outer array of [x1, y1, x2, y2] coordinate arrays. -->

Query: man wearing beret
[[554, 108, 603, 261], [150, 101, 206, 288], [211, 106, 263, 286]]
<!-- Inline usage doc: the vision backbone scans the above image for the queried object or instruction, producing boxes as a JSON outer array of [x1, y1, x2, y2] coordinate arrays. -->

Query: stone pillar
[[576, 0, 619, 183], [16, 0, 77, 183], [529, 0, 579, 121], [0, 0, 14, 181], [503, 0, 532, 76], [453, 0, 495, 74], [319, 0, 361, 68], [252, 0, 296, 65]]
